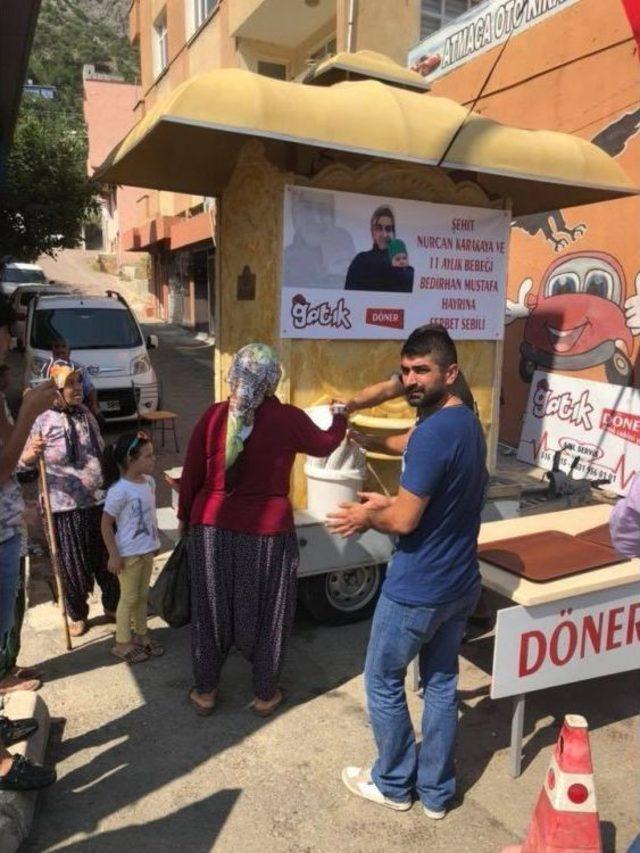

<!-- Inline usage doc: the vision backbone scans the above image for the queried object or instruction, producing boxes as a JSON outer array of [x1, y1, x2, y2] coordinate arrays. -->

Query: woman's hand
[[348, 429, 374, 450], [21, 435, 46, 466], [107, 553, 125, 575]]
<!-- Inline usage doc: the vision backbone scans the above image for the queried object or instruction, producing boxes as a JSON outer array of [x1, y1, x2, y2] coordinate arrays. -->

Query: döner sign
[[491, 582, 640, 699]]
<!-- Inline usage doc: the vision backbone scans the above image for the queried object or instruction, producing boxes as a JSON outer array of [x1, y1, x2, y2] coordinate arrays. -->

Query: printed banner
[[491, 582, 640, 699], [280, 185, 509, 340], [408, 0, 582, 82], [517, 371, 640, 495]]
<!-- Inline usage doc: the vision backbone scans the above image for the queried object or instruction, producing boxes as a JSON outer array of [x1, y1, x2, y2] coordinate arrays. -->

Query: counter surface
[[478, 503, 639, 606]]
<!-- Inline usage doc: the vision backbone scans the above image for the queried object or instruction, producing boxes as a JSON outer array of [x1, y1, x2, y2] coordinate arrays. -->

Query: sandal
[[249, 688, 286, 718], [0, 715, 38, 747], [110, 645, 149, 664], [135, 636, 165, 657], [11, 665, 44, 680], [0, 754, 56, 791], [69, 620, 88, 637], [188, 688, 216, 717]]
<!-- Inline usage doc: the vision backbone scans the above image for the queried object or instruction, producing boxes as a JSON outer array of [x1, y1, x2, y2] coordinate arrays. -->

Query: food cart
[[97, 51, 636, 625]]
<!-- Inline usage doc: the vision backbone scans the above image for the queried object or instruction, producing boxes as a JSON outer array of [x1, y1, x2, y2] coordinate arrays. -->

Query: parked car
[[1, 262, 51, 297], [24, 290, 160, 421], [11, 284, 68, 349]]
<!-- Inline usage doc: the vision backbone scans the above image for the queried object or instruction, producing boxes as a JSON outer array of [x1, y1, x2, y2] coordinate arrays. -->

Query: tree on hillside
[[0, 102, 99, 261]]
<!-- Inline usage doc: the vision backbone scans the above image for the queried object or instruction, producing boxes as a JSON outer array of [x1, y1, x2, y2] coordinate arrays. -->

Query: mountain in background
[[73, 0, 132, 35], [28, 0, 139, 120]]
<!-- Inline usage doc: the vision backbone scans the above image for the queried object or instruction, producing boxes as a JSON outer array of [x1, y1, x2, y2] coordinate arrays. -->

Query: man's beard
[[405, 384, 447, 410]]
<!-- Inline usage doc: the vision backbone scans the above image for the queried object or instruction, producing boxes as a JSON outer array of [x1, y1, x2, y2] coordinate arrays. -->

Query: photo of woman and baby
[[283, 189, 415, 294]]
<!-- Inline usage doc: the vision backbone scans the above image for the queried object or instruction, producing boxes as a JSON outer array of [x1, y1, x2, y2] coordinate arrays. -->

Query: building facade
[[125, 0, 466, 330], [82, 66, 147, 278], [410, 0, 640, 446]]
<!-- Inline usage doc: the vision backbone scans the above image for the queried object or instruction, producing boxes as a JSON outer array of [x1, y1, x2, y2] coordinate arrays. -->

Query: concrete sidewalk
[[0, 691, 50, 853], [12, 579, 637, 852]]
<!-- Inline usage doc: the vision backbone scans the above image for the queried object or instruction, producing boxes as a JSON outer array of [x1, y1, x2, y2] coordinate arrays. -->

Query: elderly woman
[[179, 343, 346, 717], [22, 362, 118, 636]]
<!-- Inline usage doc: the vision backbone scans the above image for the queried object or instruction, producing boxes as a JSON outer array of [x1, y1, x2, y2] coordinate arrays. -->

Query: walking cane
[[37, 455, 72, 651]]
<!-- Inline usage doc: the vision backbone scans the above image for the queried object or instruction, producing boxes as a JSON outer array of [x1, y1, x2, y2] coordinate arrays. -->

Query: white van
[[1, 262, 51, 296], [24, 291, 160, 421]]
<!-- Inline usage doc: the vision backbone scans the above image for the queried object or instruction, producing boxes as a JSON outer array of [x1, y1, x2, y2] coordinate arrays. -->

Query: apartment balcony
[[122, 214, 176, 251], [230, 0, 334, 47]]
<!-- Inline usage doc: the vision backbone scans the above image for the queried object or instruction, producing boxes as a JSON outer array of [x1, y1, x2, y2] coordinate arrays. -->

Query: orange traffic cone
[[503, 714, 602, 853]]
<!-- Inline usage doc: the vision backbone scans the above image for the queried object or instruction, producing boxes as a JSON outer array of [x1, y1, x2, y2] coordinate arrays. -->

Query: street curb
[[0, 691, 51, 853]]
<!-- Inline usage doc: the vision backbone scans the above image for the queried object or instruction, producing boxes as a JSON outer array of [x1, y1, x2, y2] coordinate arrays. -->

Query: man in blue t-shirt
[[328, 325, 487, 820]]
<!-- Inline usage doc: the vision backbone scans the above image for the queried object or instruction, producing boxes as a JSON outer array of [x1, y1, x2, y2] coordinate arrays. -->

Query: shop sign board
[[280, 185, 509, 340], [518, 371, 640, 496], [408, 0, 582, 82], [491, 581, 640, 699]]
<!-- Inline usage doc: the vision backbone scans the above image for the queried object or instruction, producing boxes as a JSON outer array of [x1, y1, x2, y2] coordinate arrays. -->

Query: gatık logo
[[291, 294, 352, 330], [532, 377, 594, 430]]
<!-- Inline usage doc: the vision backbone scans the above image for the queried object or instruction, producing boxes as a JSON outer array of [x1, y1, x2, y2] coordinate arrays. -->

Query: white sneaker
[[341, 766, 412, 811], [422, 804, 446, 820]]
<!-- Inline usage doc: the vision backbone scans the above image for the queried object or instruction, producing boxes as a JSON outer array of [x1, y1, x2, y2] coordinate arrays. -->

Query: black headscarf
[[61, 405, 102, 469]]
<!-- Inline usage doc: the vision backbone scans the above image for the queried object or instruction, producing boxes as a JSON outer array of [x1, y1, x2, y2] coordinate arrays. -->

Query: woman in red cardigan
[[178, 343, 346, 717]]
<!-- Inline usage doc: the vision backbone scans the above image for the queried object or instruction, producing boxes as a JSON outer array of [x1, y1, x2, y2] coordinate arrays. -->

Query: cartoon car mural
[[505, 251, 639, 386]]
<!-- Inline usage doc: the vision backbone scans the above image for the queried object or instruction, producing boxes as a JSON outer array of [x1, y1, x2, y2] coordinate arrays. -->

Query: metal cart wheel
[[299, 564, 385, 625]]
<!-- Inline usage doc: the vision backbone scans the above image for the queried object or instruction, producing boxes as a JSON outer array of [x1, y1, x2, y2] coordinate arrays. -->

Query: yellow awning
[[304, 50, 430, 91], [97, 66, 637, 216]]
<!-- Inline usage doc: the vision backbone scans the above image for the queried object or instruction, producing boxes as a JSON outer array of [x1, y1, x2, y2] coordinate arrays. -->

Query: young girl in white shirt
[[101, 431, 163, 664]]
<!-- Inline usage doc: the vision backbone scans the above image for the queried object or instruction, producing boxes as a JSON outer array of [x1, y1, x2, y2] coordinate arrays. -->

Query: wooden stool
[[143, 410, 179, 452]]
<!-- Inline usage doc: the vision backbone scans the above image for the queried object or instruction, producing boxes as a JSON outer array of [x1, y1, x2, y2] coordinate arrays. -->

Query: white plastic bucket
[[305, 404, 334, 431], [304, 462, 364, 519]]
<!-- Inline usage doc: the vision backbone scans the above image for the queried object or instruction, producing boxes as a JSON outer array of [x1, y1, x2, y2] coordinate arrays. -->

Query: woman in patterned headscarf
[[22, 363, 118, 637], [179, 343, 346, 717]]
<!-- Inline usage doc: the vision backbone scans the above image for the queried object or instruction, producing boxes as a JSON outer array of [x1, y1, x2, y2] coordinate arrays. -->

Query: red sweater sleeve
[[178, 407, 211, 523], [287, 407, 347, 457]]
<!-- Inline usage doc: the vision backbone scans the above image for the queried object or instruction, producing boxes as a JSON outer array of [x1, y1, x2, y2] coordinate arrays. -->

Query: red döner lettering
[[518, 602, 640, 677]]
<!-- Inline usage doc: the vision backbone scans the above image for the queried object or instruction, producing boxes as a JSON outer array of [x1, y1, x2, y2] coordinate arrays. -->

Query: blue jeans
[[365, 585, 481, 811], [0, 534, 22, 641]]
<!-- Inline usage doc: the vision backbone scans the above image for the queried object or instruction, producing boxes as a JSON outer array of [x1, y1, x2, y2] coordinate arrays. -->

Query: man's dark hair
[[0, 294, 15, 331], [401, 324, 458, 368], [371, 205, 395, 228]]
